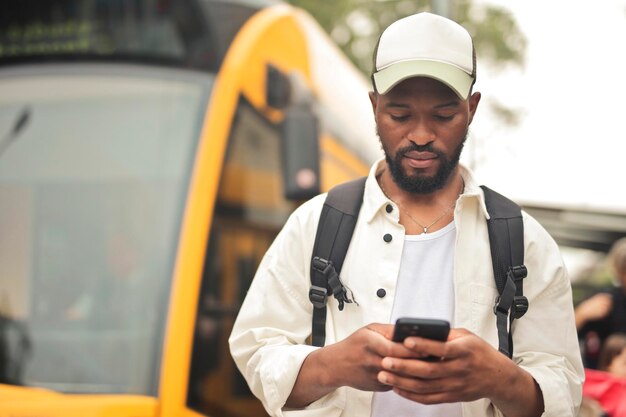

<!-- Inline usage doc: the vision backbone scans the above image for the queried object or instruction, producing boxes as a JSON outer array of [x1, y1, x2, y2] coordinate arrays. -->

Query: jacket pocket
[[470, 282, 499, 306], [468, 283, 500, 345]]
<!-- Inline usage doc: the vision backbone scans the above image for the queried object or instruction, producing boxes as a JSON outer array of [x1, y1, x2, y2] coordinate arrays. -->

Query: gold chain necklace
[[379, 178, 462, 234]]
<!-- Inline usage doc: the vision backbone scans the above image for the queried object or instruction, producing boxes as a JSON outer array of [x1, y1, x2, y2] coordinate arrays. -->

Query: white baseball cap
[[372, 12, 476, 100]]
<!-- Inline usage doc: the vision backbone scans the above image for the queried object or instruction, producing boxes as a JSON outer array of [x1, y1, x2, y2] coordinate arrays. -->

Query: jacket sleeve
[[228, 195, 340, 416], [511, 212, 585, 417]]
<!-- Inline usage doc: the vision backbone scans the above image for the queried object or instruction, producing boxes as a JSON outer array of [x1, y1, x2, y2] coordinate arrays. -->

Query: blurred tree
[[287, 0, 525, 75], [287, 0, 526, 127]]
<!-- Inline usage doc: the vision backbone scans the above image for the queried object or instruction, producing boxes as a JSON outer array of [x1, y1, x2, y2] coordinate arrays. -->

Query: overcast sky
[[467, 0, 626, 212]]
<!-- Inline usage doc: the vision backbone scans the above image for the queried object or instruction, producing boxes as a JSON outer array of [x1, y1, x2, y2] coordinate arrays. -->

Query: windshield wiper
[[0, 312, 32, 385], [0, 107, 31, 157]]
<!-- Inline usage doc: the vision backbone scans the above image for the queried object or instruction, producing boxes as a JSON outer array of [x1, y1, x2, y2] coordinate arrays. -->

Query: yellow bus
[[0, 1, 380, 416]]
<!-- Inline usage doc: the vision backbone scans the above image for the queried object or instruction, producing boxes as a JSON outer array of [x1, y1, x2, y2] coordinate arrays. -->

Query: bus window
[[0, 65, 210, 394], [187, 99, 293, 416]]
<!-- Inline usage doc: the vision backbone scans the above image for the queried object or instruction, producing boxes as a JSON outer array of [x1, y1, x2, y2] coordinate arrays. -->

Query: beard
[[380, 130, 467, 194]]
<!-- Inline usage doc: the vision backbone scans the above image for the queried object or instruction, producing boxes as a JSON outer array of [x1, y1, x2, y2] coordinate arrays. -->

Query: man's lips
[[404, 150, 438, 160], [403, 151, 438, 168]]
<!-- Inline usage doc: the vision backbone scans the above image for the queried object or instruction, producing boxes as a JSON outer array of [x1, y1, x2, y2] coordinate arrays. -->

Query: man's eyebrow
[[384, 102, 410, 109], [383, 100, 461, 110], [434, 101, 460, 109]]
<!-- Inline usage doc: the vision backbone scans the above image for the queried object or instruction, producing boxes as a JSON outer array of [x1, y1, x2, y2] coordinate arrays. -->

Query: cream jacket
[[229, 161, 584, 417]]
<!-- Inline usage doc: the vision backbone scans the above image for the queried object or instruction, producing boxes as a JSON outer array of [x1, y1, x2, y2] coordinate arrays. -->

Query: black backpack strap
[[481, 185, 528, 358], [309, 177, 366, 347]]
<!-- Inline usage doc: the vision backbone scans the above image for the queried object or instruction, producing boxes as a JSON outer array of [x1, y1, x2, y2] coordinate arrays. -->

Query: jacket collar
[[361, 158, 491, 223]]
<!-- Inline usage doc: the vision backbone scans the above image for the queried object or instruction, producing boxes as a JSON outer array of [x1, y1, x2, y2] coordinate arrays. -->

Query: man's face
[[370, 77, 480, 194]]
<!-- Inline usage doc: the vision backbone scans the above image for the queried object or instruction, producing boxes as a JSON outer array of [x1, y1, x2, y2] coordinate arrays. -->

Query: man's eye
[[390, 114, 409, 121], [434, 114, 455, 121]]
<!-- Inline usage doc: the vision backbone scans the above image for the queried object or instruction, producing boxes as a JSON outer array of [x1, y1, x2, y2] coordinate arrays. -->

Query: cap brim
[[373, 60, 473, 99]]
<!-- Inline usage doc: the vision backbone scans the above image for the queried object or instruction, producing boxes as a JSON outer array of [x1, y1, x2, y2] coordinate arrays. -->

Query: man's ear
[[468, 91, 481, 124], [369, 91, 378, 114]]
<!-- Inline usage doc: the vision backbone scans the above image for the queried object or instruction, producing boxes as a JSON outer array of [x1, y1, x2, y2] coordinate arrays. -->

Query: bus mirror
[[281, 103, 321, 200], [266, 65, 291, 109]]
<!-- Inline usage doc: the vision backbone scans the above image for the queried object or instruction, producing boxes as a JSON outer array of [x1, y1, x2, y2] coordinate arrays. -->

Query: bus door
[[185, 92, 307, 416]]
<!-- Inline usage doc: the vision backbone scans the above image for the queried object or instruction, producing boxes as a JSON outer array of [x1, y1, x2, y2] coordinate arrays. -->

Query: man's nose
[[406, 120, 435, 146]]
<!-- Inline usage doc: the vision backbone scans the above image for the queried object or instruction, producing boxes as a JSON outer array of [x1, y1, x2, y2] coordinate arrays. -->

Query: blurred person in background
[[598, 333, 626, 377], [576, 238, 626, 368], [583, 333, 626, 417]]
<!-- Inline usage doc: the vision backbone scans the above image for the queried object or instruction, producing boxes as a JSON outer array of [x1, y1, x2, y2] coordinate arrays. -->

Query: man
[[229, 12, 583, 417]]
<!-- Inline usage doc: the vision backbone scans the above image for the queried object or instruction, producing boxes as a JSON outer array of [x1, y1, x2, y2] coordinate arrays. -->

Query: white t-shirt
[[371, 221, 462, 417]]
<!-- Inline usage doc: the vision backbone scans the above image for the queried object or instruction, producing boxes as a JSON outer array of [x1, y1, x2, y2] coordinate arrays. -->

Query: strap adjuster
[[311, 257, 356, 311], [512, 296, 529, 319], [309, 285, 328, 309], [312, 256, 332, 275], [493, 295, 509, 315], [510, 265, 527, 280], [493, 294, 529, 319]]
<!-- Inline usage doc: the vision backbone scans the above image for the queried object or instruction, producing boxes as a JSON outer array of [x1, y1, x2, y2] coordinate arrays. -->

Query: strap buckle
[[508, 265, 528, 319], [312, 256, 333, 276], [512, 296, 529, 319], [510, 265, 527, 280], [493, 295, 509, 315], [493, 294, 529, 319], [311, 256, 353, 311], [309, 285, 328, 309], [310, 257, 332, 309]]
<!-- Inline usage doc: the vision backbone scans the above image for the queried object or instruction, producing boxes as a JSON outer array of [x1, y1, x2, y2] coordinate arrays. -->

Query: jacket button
[[385, 204, 393, 213], [383, 233, 392, 242], [376, 288, 386, 298]]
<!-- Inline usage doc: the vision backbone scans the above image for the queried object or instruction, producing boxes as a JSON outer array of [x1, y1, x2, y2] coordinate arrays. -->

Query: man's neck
[[377, 165, 464, 235]]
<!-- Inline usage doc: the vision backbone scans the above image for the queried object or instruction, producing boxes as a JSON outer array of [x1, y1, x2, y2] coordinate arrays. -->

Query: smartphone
[[392, 317, 450, 343]]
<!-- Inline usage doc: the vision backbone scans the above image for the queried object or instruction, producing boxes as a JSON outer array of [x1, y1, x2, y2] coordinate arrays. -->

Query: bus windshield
[[0, 64, 211, 395]]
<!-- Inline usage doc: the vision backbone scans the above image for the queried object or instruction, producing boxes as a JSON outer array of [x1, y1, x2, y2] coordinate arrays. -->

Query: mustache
[[397, 142, 444, 157]]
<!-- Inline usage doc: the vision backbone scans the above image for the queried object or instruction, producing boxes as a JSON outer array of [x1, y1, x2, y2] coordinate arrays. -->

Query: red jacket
[[583, 369, 626, 417]]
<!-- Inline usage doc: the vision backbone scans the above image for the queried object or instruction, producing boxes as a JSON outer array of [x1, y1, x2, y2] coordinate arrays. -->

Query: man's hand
[[377, 328, 544, 417], [285, 323, 415, 408]]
